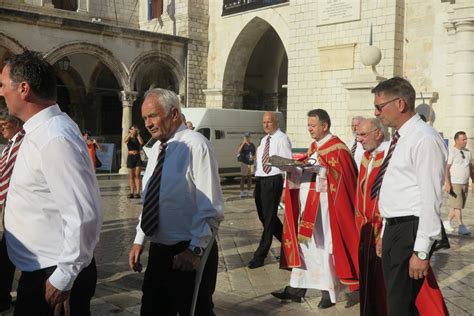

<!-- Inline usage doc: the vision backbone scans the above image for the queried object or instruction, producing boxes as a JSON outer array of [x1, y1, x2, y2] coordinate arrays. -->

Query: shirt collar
[[164, 124, 187, 145], [397, 113, 420, 137], [316, 133, 332, 147], [23, 104, 62, 134]]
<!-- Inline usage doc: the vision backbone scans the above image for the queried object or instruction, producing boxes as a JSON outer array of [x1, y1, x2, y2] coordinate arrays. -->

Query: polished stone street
[[2, 177, 473, 315]]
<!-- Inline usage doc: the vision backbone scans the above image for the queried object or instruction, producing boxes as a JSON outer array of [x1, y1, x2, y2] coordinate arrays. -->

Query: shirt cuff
[[191, 235, 211, 249], [134, 230, 146, 245], [48, 267, 75, 291], [413, 236, 434, 254]]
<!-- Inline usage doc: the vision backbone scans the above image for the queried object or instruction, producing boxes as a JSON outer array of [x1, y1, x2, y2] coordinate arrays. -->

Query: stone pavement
[[1, 178, 473, 315]]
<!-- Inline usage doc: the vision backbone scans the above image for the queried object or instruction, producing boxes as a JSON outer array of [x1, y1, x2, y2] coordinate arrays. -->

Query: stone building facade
[[0, 0, 473, 167]]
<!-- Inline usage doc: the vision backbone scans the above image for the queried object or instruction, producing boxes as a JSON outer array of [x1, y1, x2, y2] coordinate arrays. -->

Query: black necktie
[[141, 142, 167, 236], [370, 132, 400, 200]]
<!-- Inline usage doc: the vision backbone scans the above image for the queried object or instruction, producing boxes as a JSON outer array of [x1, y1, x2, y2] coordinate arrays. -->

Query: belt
[[385, 215, 418, 226], [128, 150, 140, 155]]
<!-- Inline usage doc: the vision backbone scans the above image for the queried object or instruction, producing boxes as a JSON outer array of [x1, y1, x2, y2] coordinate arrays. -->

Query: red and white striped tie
[[0, 129, 25, 206], [262, 136, 271, 174]]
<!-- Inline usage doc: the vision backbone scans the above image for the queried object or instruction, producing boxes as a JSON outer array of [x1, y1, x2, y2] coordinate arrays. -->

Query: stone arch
[[0, 32, 25, 54], [222, 16, 288, 109], [44, 42, 129, 91], [129, 51, 185, 94]]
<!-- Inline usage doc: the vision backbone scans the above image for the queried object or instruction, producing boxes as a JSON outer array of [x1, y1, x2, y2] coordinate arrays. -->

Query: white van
[[181, 108, 285, 177]]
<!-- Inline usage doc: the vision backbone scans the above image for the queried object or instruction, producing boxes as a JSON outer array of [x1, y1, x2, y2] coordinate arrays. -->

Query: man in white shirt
[[372, 77, 447, 315], [443, 131, 473, 235], [0, 51, 102, 315], [247, 112, 292, 269], [348, 116, 365, 169], [0, 113, 23, 313], [128, 88, 224, 315]]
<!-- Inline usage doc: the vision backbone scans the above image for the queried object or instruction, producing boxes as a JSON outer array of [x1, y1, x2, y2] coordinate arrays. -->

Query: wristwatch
[[189, 246, 205, 257], [414, 251, 428, 260]]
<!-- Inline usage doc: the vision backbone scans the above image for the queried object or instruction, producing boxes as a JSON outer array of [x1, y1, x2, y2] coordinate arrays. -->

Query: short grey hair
[[352, 116, 365, 122], [143, 88, 181, 115], [365, 118, 389, 140]]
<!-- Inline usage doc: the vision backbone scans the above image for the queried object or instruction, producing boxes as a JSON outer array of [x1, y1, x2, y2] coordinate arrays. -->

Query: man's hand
[[45, 279, 70, 307], [172, 249, 201, 272], [53, 297, 70, 316], [375, 238, 382, 258], [408, 254, 429, 280], [128, 244, 143, 272], [444, 182, 452, 193]]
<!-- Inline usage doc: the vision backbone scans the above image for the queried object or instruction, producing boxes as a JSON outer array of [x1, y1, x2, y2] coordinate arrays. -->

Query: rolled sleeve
[[413, 136, 446, 253], [41, 137, 101, 291], [190, 143, 224, 248]]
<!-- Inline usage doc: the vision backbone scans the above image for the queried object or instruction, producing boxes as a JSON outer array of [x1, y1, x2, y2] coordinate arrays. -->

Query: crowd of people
[[0, 50, 470, 316]]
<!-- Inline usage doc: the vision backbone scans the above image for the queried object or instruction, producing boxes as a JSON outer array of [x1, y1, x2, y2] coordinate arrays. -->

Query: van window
[[197, 128, 210, 140], [215, 130, 225, 139]]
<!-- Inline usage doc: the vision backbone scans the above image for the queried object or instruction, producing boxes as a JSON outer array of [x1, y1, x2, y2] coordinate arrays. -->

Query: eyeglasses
[[460, 151, 465, 159], [374, 97, 400, 112]]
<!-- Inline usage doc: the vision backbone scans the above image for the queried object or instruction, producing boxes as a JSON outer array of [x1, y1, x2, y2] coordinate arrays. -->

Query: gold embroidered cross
[[330, 184, 336, 193], [328, 157, 337, 167], [285, 239, 292, 249]]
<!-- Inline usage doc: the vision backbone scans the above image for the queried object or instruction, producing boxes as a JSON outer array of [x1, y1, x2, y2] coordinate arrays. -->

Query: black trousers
[[382, 220, 423, 316], [0, 233, 15, 304], [141, 241, 218, 316], [253, 175, 283, 260], [14, 258, 97, 316]]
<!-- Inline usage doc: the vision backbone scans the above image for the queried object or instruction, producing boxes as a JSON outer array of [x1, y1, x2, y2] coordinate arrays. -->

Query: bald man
[[248, 112, 292, 269]]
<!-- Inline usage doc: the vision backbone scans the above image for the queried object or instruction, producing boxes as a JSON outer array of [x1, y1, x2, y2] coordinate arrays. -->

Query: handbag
[[237, 154, 243, 162]]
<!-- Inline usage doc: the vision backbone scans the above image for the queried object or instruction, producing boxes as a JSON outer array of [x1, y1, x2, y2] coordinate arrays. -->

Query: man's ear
[[18, 81, 31, 100], [398, 98, 409, 113]]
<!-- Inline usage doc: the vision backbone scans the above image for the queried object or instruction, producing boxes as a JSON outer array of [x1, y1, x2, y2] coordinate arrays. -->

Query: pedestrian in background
[[237, 132, 255, 198], [247, 112, 292, 269], [0, 50, 102, 315], [83, 130, 102, 172], [124, 125, 144, 199], [443, 131, 473, 235]]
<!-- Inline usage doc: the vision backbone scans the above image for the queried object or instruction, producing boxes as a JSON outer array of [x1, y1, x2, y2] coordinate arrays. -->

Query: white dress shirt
[[378, 114, 447, 253], [134, 124, 224, 248], [254, 128, 292, 177], [4, 105, 102, 291], [448, 147, 471, 184]]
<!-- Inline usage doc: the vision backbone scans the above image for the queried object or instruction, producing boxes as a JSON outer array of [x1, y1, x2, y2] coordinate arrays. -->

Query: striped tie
[[351, 139, 357, 157], [370, 132, 400, 200], [262, 136, 271, 174], [141, 142, 167, 236], [0, 129, 25, 206]]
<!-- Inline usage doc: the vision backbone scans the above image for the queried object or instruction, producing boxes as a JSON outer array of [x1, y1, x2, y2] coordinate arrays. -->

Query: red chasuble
[[280, 136, 360, 290], [356, 150, 449, 316]]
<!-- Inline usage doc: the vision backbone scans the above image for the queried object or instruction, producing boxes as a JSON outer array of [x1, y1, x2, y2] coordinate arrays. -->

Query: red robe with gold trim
[[280, 136, 359, 290], [356, 148, 449, 316]]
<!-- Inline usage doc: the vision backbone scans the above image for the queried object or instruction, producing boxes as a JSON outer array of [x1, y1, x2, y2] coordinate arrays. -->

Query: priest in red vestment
[[357, 118, 449, 316], [272, 109, 359, 309]]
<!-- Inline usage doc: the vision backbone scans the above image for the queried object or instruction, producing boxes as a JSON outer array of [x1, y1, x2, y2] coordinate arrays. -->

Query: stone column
[[119, 91, 137, 174], [445, 2, 474, 142], [77, 0, 89, 13]]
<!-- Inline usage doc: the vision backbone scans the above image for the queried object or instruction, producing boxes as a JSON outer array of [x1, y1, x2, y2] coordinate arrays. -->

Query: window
[[52, 0, 78, 11], [215, 130, 225, 140], [197, 128, 210, 140]]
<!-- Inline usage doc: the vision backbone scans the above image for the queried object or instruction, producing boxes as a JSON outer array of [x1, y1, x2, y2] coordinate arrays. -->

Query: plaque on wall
[[319, 44, 356, 71], [317, 0, 361, 26]]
